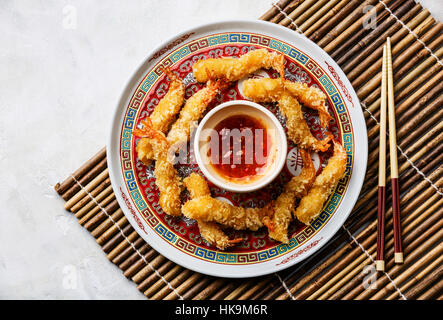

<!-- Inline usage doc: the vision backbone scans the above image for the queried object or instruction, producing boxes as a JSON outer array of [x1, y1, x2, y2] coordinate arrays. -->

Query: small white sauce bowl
[[194, 100, 287, 193]]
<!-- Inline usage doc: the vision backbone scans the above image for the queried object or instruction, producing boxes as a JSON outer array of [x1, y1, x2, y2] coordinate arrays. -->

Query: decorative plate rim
[[107, 19, 368, 278]]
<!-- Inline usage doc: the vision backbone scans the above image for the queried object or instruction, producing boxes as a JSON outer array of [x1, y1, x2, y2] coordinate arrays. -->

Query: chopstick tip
[[376, 260, 385, 272], [394, 252, 404, 264]]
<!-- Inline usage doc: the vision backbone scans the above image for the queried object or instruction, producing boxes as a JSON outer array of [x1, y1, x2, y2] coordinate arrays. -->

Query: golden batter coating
[[136, 68, 185, 165], [192, 48, 285, 82], [183, 173, 239, 250], [278, 93, 332, 152], [285, 81, 331, 129], [262, 149, 316, 243], [166, 79, 225, 150], [182, 195, 267, 231], [136, 138, 156, 166], [133, 119, 182, 216], [242, 78, 332, 128], [197, 221, 242, 250], [242, 78, 332, 152], [183, 173, 211, 198], [295, 141, 347, 224], [150, 68, 186, 133]]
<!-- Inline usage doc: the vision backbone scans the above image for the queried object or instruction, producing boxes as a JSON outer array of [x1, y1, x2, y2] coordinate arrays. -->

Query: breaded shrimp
[[295, 141, 347, 225], [183, 173, 241, 250], [150, 68, 186, 133], [242, 78, 331, 128], [197, 221, 242, 250], [182, 195, 267, 231], [182, 175, 269, 232], [133, 119, 182, 216], [278, 93, 332, 152], [192, 48, 285, 82], [183, 173, 211, 199], [136, 138, 156, 166], [166, 79, 225, 150], [285, 81, 331, 129], [242, 78, 332, 152], [136, 68, 185, 165], [262, 149, 316, 243]]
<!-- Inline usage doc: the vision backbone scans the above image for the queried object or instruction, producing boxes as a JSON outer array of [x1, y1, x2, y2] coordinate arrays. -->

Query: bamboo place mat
[[55, 0, 443, 300]]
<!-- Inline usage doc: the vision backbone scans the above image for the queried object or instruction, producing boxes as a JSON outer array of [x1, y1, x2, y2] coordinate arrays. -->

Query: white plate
[[107, 20, 367, 278]]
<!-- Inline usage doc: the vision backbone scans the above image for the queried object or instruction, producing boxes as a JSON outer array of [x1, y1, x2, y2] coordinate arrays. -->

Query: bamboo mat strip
[[55, 0, 443, 299]]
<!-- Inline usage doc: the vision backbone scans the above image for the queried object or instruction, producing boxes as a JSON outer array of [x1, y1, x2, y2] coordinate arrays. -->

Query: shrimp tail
[[317, 133, 334, 153], [262, 217, 275, 232], [163, 67, 179, 82], [133, 118, 165, 141], [227, 238, 244, 245], [275, 53, 285, 79], [299, 148, 316, 186]]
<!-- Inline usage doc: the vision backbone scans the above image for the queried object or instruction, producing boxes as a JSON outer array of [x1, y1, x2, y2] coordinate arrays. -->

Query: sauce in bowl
[[194, 100, 287, 193], [209, 114, 271, 181]]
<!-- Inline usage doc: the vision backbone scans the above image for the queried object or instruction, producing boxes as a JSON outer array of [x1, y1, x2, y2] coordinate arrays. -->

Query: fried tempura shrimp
[[279, 93, 332, 152], [166, 79, 225, 150], [295, 141, 347, 224], [262, 149, 316, 243], [183, 173, 241, 250], [136, 138, 156, 166], [197, 221, 242, 250], [242, 78, 331, 128], [136, 68, 185, 165], [182, 195, 267, 231], [192, 48, 285, 82], [182, 174, 268, 231], [183, 173, 211, 199], [133, 119, 182, 216], [150, 68, 186, 133], [242, 79, 332, 152], [285, 81, 331, 129]]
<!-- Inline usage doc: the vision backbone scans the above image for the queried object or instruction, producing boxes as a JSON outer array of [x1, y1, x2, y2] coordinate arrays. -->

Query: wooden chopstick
[[386, 37, 403, 264], [376, 44, 388, 272]]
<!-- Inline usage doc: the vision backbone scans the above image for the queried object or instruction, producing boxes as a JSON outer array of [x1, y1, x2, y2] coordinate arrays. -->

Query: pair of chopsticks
[[376, 38, 403, 272]]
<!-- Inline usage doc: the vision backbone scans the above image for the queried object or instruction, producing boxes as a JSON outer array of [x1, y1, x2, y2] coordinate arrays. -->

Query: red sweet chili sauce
[[208, 114, 271, 180]]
